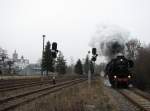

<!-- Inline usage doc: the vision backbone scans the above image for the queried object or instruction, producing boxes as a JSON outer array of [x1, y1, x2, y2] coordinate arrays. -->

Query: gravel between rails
[[101, 76, 140, 111], [104, 86, 141, 111]]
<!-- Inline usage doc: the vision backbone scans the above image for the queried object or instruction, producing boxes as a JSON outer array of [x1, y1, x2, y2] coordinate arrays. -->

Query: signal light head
[[91, 56, 96, 61], [92, 48, 97, 55], [52, 42, 57, 50]]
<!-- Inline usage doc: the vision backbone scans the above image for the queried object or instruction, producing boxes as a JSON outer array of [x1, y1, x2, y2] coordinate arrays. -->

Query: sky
[[0, 0, 150, 64]]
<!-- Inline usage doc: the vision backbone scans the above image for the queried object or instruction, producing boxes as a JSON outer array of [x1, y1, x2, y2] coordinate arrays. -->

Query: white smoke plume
[[90, 24, 131, 61]]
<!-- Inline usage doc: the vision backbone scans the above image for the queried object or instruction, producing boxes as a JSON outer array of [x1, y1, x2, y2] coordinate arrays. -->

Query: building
[[12, 50, 18, 62], [12, 50, 29, 72], [21, 63, 41, 75]]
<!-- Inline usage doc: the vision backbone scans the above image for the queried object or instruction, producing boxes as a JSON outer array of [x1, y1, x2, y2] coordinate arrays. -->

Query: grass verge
[[15, 77, 117, 111]]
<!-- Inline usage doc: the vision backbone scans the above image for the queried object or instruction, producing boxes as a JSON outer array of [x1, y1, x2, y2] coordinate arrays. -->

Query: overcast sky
[[0, 0, 150, 63]]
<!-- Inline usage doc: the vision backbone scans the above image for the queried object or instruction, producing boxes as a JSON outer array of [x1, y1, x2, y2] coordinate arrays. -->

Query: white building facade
[[12, 50, 29, 71]]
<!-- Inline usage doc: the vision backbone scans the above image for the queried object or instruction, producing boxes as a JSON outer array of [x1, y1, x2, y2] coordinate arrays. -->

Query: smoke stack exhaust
[[90, 24, 130, 61]]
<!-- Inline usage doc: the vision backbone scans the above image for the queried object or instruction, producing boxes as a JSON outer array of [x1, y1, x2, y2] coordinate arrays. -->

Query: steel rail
[[0, 78, 86, 111], [0, 80, 52, 92], [0, 78, 76, 92], [118, 89, 150, 111]]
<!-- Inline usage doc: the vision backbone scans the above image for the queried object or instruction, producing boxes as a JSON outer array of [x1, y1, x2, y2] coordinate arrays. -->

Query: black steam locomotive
[[105, 54, 134, 88]]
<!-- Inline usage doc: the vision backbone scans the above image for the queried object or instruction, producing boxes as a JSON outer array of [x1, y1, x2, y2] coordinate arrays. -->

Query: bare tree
[[0, 47, 8, 74], [126, 39, 141, 60]]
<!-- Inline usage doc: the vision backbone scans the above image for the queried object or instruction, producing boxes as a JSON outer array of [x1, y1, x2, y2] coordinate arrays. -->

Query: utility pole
[[41, 35, 45, 76]]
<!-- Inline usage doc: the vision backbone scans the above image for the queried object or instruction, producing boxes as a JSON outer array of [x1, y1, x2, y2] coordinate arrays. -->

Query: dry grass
[[15, 77, 117, 111]]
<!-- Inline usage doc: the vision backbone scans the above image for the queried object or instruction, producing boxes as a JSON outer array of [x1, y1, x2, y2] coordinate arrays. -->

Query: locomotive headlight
[[128, 75, 131, 78], [114, 75, 117, 79]]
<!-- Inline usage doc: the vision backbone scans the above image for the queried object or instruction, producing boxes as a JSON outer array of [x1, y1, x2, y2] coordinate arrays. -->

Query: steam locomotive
[[105, 54, 134, 88]]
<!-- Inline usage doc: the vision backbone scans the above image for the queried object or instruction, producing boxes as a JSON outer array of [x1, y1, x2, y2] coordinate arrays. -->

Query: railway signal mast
[[41, 35, 58, 78], [91, 48, 98, 75], [88, 48, 98, 86], [51, 42, 58, 58], [51, 42, 58, 84], [91, 48, 98, 62]]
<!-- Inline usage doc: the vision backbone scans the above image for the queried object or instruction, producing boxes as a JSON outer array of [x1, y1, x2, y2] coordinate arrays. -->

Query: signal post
[[88, 48, 98, 87]]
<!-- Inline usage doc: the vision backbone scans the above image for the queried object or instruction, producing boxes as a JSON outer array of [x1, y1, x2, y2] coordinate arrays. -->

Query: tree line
[[124, 39, 150, 90], [42, 41, 95, 76]]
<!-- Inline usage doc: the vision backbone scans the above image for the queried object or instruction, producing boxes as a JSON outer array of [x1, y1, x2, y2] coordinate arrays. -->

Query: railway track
[[0, 78, 47, 91], [0, 78, 86, 111], [0, 76, 80, 92], [118, 89, 150, 111], [0, 79, 53, 92], [0, 78, 42, 85]]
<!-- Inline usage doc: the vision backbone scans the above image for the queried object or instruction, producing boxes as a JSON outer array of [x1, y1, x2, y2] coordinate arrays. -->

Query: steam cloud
[[90, 24, 130, 61]]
